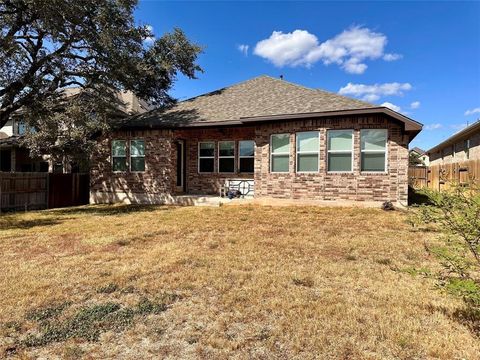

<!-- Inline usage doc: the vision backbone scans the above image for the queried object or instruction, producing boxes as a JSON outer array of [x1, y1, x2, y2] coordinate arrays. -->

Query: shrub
[[410, 183, 480, 310]]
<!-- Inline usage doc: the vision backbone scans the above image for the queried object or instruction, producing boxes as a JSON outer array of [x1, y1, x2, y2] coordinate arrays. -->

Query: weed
[[97, 283, 119, 294], [292, 277, 314, 288], [25, 302, 71, 322]]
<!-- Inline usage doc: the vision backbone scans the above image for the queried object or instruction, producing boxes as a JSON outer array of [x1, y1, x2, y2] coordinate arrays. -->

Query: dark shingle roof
[[410, 147, 425, 155], [120, 75, 376, 128]]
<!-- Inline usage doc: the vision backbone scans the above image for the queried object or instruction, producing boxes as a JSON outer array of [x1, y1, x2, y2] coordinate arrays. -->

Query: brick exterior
[[90, 114, 410, 205]]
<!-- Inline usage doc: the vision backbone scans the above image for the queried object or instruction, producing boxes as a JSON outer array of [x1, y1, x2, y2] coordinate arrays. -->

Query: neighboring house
[[409, 146, 429, 166], [90, 76, 423, 206], [428, 120, 480, 166], [0, 90, 150, 173]]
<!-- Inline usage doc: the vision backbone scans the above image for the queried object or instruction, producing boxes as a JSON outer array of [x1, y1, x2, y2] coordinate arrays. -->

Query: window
[[327, 130, 353, 172], [465, 139, 470, 159], [239, 140, 254, 173], [198, 142, 215, 173], [218, 141, 235, 173], [112, 140, 127, 172], [130, 140, 145, 172], [296, 131, 319, 172], [361, 129, 387, 172], [270, 134, 290, 173]]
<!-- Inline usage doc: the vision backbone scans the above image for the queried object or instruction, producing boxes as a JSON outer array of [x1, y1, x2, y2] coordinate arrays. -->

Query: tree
[[409, 152, 424, 166], [0, 0, 202, 160]]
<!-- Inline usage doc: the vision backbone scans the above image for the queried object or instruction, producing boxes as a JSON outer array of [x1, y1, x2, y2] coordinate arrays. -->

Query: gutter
[[427, 120, 480, 154]]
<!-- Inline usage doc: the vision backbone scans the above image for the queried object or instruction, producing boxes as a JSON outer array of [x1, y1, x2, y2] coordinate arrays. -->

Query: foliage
[[409, 152, 425, 166], [0, 0, 202, 160], [410, 184, 480, 309]]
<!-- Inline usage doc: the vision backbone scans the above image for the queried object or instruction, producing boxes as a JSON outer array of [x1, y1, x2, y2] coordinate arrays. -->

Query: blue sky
[[135, 1, 480, 150]]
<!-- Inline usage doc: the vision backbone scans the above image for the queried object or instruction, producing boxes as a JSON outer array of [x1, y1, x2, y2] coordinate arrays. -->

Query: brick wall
[[90, 115, 410, 205], [253, 115, 409, 205]]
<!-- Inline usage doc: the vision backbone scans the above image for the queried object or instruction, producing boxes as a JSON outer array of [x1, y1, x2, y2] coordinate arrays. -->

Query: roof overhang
[[427, 120, 480, 154], [119, 107, 423, 142]]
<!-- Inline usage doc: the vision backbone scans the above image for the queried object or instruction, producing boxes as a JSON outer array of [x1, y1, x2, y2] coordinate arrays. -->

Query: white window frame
[[218, 140, 235, 173], [112, 139, 127, 173], [327, 129, 354, 173], [360, 129, 388, 173], [130, 139, 145, 173], [270, 133, 290, 173], [198, 141, 215, 173], [238, 140, 255, 173], [296, 131, 320, 173]]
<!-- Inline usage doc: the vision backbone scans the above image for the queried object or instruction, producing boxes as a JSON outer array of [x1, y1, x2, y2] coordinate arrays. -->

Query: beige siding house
[[90, 76, 423, 207], [428, 121, 480, 165]]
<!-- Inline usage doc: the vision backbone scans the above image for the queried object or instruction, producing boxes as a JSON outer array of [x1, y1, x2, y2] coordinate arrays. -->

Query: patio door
[[176, 140, 186, 193]]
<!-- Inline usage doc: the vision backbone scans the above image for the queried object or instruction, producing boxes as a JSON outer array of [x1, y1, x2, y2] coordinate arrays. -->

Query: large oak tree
[[0, 0, 202, 160]]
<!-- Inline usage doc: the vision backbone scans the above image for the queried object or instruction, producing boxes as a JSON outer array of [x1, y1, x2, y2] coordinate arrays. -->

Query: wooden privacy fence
[[409, 159, 480, 190], [0, 173, 89, 212]]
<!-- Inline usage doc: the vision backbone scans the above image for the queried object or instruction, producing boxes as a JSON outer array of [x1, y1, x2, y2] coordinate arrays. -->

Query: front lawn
[[0, 205, 478, 358]]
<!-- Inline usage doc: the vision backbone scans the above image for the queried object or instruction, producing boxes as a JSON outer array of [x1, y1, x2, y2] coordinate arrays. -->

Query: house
[[427, 120, 480, 166], [409, 146, 429, 166], [0, 90, 150, 173], [90, 76, 423, 207]]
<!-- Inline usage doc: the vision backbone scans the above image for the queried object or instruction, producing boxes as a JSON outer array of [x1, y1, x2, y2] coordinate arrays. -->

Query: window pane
[[112, 140, 126, 156], [328, 130, 353, 151], [298, 154, 319, 172], [361, 153, 385, 171], [297, 132, 319, 152], [219, 158, 235, 172], [328, 153, 352, 172], [239, 157, 254, 173], [199, 158, 214, 172], [272, 134, 290, 153], [361, 130, 387, 151], [239, 141, 254, 157], [113, 157, 127, 172], [219, 141, 234, 157], [131, 157, 145, 172], [131, 140, 145, 156], [272, 154, 289, 172], [199, 142, 215, 157]]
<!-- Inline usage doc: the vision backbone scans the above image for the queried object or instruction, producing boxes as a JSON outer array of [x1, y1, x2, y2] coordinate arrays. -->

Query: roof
[[427, 120, 480, 154], [410, 147, 425, 155], [117, 75, 423, 138], [0, 135, 21, 148]]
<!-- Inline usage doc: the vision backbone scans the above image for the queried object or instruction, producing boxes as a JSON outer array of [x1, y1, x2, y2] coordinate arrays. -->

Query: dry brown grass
[[0, 204, 478, 359]]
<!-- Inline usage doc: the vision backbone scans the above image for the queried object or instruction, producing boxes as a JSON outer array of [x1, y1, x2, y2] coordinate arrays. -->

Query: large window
[[327, 130, 353, 172], [361, 129, 387, 172], [239, 140, 254, 173], [271, 134, 290, 173], [198, 142, 215, 173], [112, 140, 127, 172], [296, 131, 319, 172], [218, 141, 235, 173], [130, 140, 145, 172]]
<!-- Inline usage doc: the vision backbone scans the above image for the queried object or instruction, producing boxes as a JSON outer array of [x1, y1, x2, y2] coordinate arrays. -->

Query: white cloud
[[338, 82, 412, 101], [253, 26, 400, 74], [381, 102, 401, 112], [410, 101, 421, 109], [143, 25, 155, 44], [465, 107, 480, 116], [237, 44, 249, 56], [383, 53, 402, 61], [424, 123, 442, 130]]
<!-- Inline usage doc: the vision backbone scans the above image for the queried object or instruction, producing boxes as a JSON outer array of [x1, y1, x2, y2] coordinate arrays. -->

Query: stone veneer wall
[[253, 115, 409, 205]]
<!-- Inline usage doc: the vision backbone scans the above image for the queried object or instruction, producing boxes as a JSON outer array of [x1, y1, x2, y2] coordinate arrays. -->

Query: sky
[[135, 1, 480, 150]]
